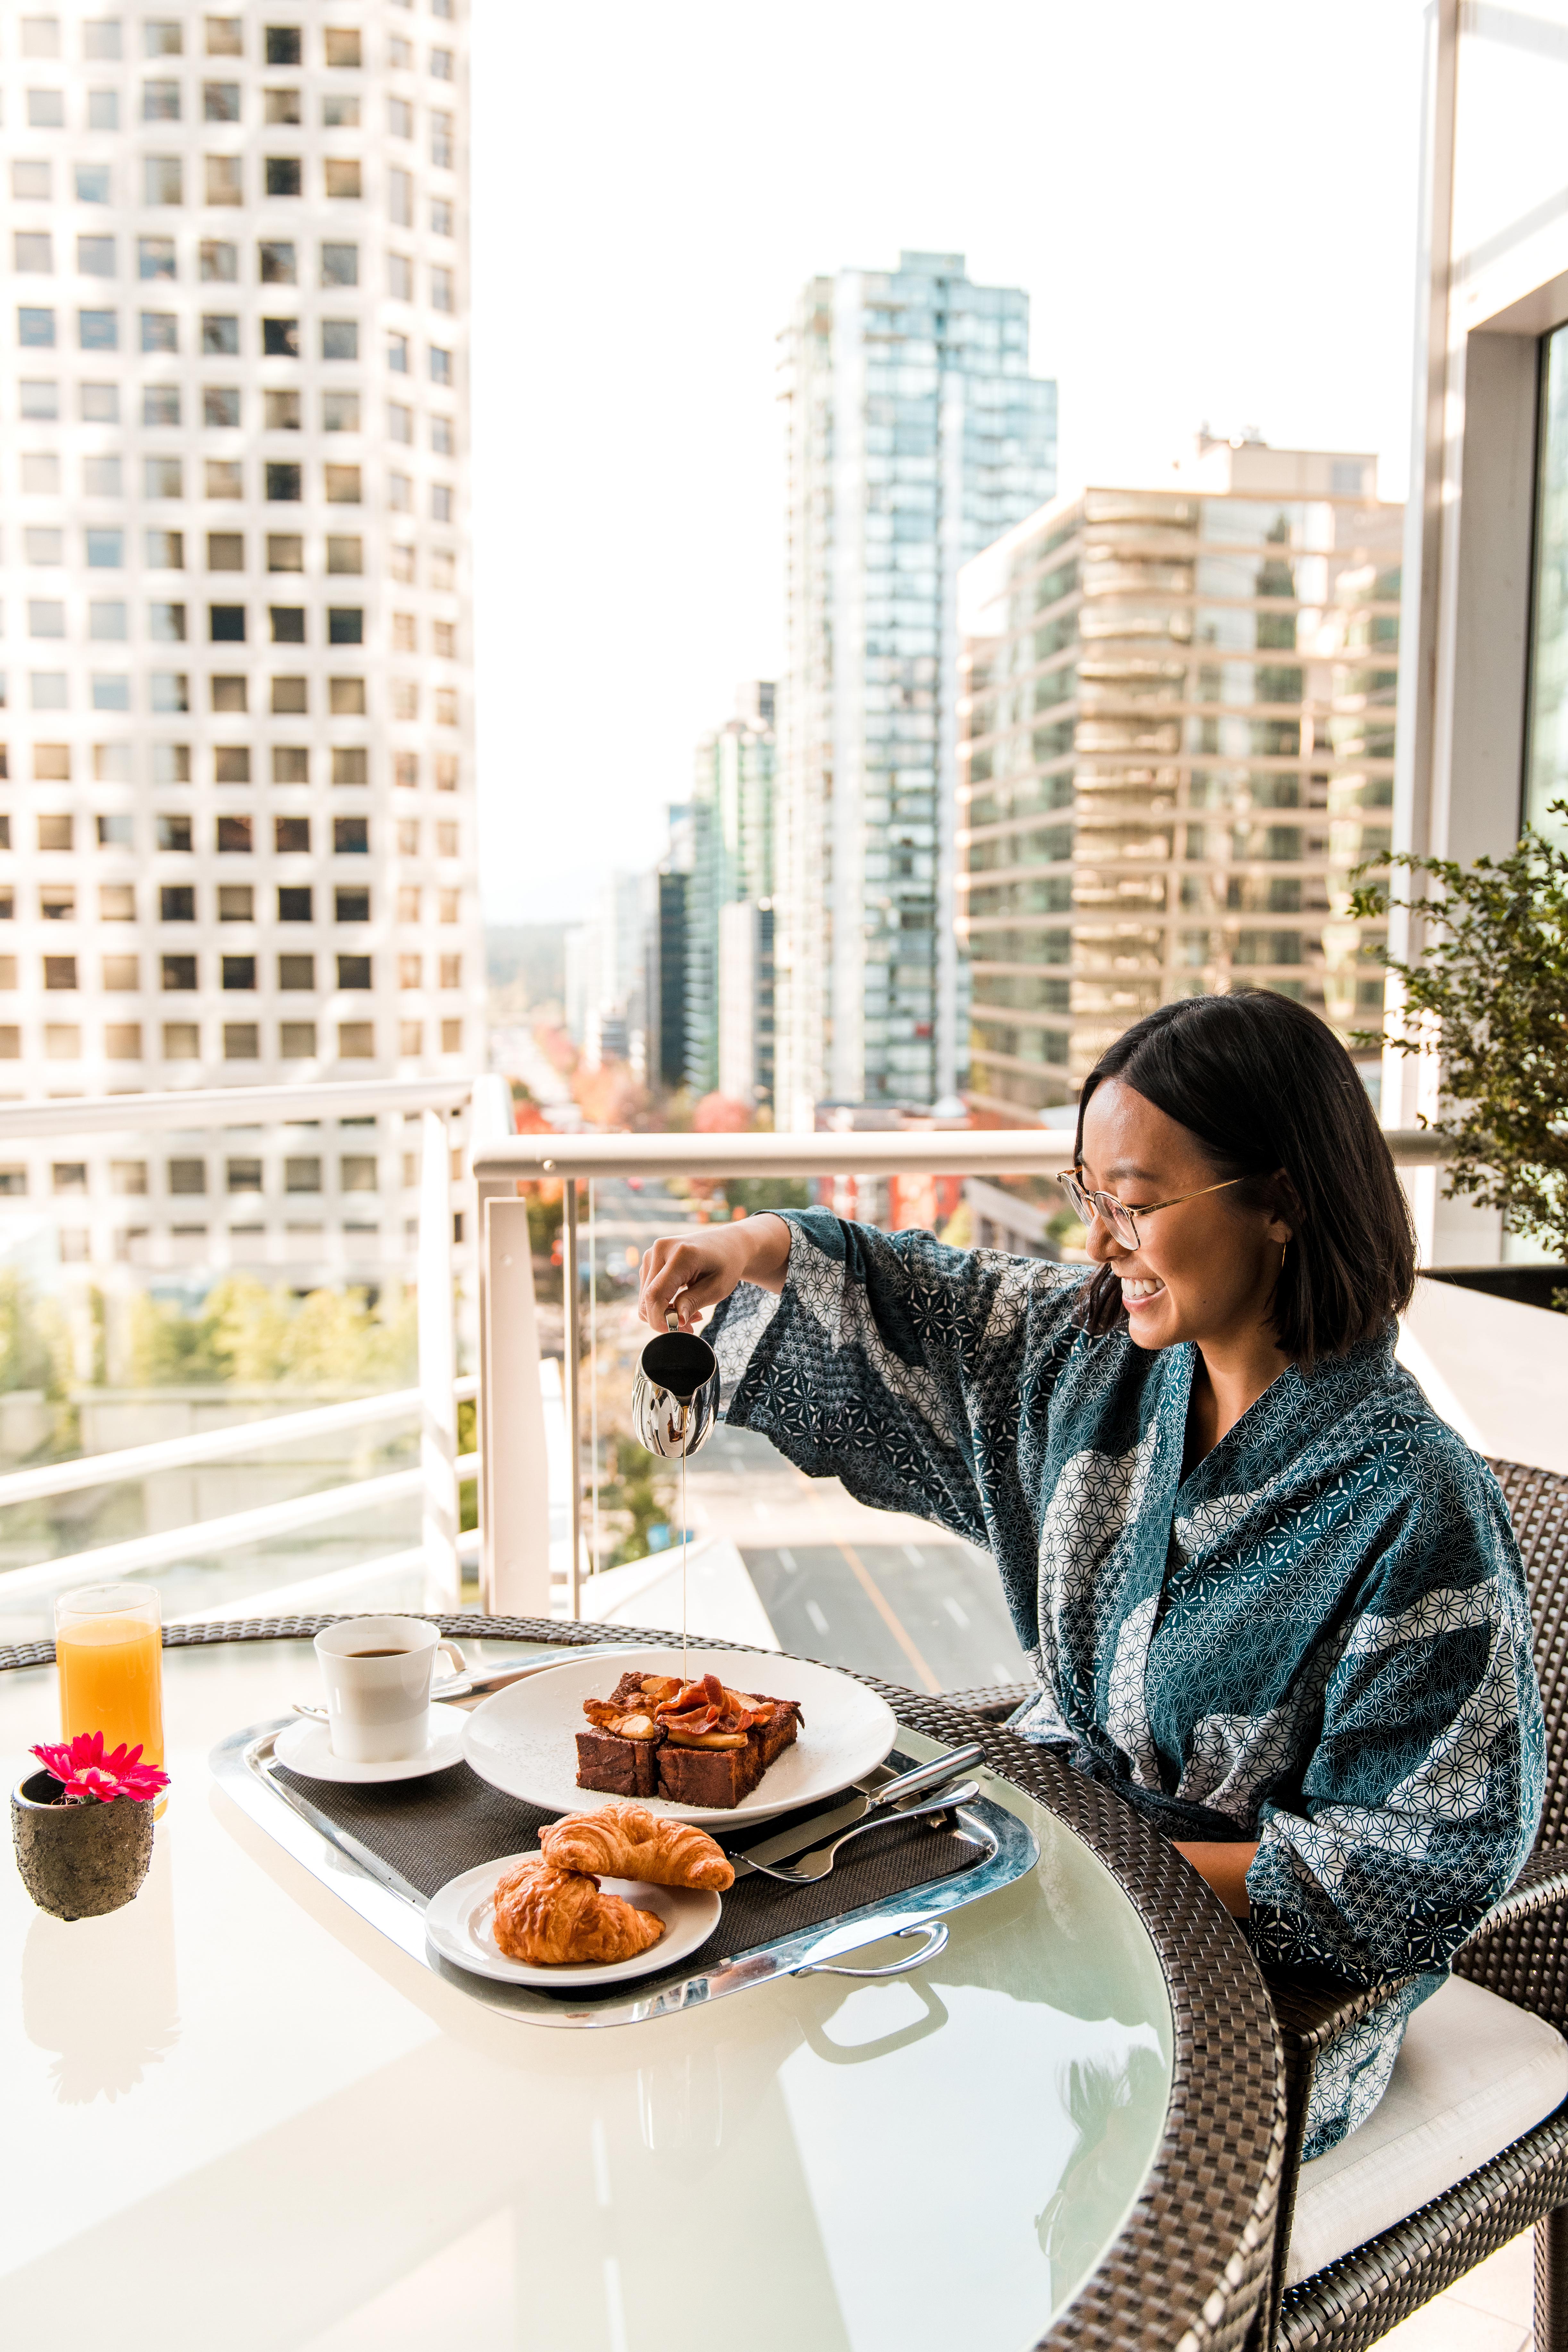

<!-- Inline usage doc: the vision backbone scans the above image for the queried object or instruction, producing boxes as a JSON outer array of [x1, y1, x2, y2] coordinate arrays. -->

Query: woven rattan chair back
[[1489, 1458, 1568, 1845]]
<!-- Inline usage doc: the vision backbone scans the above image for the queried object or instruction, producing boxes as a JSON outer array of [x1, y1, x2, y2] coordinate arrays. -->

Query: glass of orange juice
[[55, 1584, 164, 1797]]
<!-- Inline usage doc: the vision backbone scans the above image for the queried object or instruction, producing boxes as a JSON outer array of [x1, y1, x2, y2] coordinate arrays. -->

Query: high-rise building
[[685, 681, 773, 1097], [643, 799, 692, 1096], [648, 863, 687, 1096], [0, 1, 479, 1282], [573, 869, 652, 1074], [957, 439, 1401, 1114], [716, 894, 774, 1109], [775, 250, 1057, 1127]]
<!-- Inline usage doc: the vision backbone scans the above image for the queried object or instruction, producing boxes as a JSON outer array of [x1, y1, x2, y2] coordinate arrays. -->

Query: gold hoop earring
[[1280, 1241, 1288, 1273]]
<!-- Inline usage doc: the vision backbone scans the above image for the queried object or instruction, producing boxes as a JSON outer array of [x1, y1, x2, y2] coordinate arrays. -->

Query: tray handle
[[793, 1918, 949, 1979]]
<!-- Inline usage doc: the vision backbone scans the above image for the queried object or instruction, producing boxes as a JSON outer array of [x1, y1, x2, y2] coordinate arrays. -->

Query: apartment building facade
[[775, 250, 1057, 1128], [957, 441, 1401, 1115], [0, 0, 480, 1286]]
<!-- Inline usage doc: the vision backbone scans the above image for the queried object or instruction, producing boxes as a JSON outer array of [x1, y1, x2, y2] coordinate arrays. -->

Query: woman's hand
[[638, 1213, 793, 1332]]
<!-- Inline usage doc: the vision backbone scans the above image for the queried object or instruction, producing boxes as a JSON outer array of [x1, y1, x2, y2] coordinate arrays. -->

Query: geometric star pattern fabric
[[710, 1210, 1545, 2157]]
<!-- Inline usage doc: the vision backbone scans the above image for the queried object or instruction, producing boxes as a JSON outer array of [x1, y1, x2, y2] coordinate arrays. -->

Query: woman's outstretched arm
[[639, 1208, 1084, 1565]]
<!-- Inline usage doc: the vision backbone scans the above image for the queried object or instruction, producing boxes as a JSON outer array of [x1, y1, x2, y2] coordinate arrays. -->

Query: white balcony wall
[[1395, 0, 1568, 1266]]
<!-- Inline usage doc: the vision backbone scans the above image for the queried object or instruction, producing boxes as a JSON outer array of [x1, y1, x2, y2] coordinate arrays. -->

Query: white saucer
[[272, 1703, 470, 1785], [425, 1851, 721, 1987]]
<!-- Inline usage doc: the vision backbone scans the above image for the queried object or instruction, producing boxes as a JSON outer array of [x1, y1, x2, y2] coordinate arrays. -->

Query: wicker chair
[[951, 1456, 1568, 2351], [1265, 1456, 1568, 2352]]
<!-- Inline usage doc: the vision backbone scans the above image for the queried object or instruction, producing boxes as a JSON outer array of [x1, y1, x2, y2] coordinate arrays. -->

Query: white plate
[[425, 1852, 721, 1987], [461, 1644, 898, 1825], [273, 1703, 470, 1785]]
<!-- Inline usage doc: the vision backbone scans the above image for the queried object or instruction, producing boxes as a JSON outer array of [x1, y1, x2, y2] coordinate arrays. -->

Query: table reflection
[[22, 1839, 180, 2104]]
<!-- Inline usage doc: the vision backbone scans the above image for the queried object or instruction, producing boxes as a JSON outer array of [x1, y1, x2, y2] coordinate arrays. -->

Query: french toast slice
[[575, 1728, 660, 1799], [655, 1738, 766, 1808]]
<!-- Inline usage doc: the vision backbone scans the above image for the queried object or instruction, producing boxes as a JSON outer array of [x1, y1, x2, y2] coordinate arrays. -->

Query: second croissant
[[539, 1801, 735, 1892]]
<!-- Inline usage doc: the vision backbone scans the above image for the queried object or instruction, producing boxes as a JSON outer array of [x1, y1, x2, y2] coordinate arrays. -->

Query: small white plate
[[461, 1644, 898, 1825], [273, 1703, 470, 1785], [425, 1852, 721, 1987]]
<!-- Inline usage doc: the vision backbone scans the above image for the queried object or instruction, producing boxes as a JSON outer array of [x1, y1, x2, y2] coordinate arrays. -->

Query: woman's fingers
[[639, 1239, 715, 1329], [639, 1232, 744, 1330]]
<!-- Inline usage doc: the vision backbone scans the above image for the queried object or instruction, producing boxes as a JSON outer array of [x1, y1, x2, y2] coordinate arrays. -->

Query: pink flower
[[30, 1731, 170, 1806]]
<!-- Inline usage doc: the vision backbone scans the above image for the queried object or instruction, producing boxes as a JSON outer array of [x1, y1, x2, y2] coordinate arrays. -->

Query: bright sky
[[469, 0, 1428, 926]]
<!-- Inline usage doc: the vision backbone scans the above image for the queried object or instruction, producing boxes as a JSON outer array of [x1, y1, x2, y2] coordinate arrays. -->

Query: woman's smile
[[1119, 1273, 1166, 1309]]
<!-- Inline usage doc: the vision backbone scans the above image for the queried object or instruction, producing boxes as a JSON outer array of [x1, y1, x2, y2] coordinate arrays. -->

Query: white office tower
[[775, 250, 1057, 1127], [0, 2, 480, 1288], [575, 869, 651, 1076]]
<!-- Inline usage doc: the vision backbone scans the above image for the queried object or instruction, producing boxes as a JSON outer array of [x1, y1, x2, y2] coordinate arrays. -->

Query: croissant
[[491, 1857, 664, 1967], [539, 1800, 736, 1892]]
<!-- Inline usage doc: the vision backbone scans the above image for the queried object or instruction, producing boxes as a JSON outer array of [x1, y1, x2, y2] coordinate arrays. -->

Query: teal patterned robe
[[711, 1211, 1545, 2157]]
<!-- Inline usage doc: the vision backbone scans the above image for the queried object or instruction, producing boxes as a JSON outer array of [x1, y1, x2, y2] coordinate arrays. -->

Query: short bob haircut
[[1073, 990, 1417, 1366]]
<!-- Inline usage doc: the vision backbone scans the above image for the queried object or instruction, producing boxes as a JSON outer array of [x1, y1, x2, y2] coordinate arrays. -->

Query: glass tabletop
[[0, 1633, 1173, 2352]]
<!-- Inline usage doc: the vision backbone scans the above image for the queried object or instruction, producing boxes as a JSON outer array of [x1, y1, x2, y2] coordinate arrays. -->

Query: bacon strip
[[653, 1672, 767, 1738]]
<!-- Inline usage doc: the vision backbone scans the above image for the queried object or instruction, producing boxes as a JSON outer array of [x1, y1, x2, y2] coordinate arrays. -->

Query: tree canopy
[[1353, 804, 1568, 1267]]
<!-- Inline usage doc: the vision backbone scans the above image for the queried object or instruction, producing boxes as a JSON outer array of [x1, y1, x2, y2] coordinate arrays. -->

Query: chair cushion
[[1286, 1974, 1568, 2285]]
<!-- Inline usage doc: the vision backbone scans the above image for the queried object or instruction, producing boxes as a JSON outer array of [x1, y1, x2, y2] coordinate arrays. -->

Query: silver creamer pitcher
[[632, 1313, 721, 1459]]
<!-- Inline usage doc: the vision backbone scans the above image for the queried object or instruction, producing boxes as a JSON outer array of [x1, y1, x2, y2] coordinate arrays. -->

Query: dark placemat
[[271, 1752, 987, 1996]]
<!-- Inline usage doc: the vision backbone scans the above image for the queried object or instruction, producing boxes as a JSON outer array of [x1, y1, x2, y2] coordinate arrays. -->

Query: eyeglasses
[[1060, 1170, 1246, 1250]]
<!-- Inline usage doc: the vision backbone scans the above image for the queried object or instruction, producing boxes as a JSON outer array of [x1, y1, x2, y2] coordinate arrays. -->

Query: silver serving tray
[[210, 1719, 1040, 2029]]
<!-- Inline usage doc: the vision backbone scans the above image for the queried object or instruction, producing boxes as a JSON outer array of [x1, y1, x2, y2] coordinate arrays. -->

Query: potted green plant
[[1352, 803, 1568, 1286], [11, 1732, 170, 1920]]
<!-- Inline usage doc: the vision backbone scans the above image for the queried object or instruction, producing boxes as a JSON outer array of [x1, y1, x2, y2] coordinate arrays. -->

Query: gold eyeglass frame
[[1061, 1171, 1247, 1250]]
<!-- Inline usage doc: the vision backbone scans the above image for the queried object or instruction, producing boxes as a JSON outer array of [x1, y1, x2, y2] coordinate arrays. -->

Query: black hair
[[1072, 991, 1416, 1366]]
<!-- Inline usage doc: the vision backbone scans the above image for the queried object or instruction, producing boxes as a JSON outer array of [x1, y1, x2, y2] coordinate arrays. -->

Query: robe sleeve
[[708, 1207, 1087, 1551], [1243, 1450, 1545, 1988]]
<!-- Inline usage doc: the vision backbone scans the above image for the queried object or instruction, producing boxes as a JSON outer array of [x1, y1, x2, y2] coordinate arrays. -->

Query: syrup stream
[[680, 1443, 689, 1680]]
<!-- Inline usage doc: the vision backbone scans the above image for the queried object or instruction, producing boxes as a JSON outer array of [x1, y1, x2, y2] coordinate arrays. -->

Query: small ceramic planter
[[10, 1770, 155, 1921]]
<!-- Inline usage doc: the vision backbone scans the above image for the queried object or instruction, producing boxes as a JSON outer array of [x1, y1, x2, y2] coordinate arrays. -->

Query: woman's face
[[1076, 1079, 1293, 1355]]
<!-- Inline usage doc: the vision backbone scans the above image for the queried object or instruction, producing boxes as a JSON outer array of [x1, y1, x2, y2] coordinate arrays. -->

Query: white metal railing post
[[560, 1178, 583, 1619], [472, 1071, 513, 1610], [588, 1180, 600, 1580], [418, 1106, 460, 1612], [479, 1194, 552, 1615], [470, 1074, 551, 1617]]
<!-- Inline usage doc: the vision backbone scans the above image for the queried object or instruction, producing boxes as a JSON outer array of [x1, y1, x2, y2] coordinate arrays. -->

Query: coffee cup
[[314, 1616, 469, 1762]]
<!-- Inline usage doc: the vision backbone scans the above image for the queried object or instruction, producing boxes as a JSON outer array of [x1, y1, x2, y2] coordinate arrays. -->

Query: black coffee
[[345, 1646, 408, 1658]]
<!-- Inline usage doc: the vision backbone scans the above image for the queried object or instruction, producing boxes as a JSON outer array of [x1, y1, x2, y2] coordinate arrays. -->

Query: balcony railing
[[0, 1068, 1462, 1637], [0, 1072, 477, 1628], [471, 1118, 1451, 1620]]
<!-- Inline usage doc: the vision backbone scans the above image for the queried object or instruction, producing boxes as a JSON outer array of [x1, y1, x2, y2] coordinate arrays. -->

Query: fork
[[742, 1781, 981, 1885]]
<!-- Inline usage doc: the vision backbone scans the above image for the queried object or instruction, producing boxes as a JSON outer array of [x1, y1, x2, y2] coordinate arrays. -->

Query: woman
[[640, 992, 1545, 2157]]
